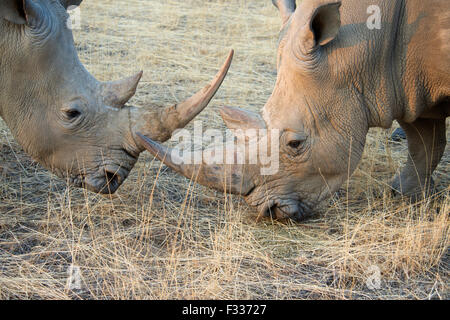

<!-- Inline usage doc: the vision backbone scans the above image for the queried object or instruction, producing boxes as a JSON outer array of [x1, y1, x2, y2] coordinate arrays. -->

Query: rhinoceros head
[[0, 0, 233, 194], [137, 0, 374, 220]]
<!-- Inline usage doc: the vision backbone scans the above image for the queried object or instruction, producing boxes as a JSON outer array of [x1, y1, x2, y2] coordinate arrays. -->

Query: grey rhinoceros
[[138, 0, 449, 221], [0, 0, 233, 194]]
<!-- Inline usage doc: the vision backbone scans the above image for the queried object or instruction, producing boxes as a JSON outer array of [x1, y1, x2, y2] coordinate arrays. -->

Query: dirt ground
[[0, 0, 448, 299]]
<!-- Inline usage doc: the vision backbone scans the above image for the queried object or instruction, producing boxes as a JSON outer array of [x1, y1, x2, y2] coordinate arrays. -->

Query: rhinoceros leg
[[391, 117, 447, 200]]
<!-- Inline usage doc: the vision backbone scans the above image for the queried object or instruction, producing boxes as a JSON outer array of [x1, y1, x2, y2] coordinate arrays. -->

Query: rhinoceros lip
[[256, 198, 312, 222], [83, 166, 129, 194], [62, 165, 129, 194]]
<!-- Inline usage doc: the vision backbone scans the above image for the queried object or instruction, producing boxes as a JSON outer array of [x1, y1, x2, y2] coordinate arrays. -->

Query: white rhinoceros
[[138, 0, 449, 221], [0, 0, 233, 194]]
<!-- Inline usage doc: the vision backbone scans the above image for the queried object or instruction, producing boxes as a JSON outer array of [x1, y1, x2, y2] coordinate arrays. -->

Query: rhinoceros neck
[[327, 0, 405, 129], [329, 0, 448, 130], [353, 0, 448, 127], [394, 0, 450, 122]]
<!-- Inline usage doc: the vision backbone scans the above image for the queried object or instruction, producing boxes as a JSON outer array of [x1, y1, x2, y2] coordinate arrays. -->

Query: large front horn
[[159, 50, 234, 133], [133, 50, 234, 144], [136, 133, 255, 196]]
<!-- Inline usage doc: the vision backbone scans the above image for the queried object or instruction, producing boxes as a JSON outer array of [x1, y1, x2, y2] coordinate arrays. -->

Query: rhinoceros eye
[[284, 131, 309, 157], [285, 132, 307, 148], [288, 140, 303, 149], [64, 109, 81, 120], [60, 105, 83, 124]]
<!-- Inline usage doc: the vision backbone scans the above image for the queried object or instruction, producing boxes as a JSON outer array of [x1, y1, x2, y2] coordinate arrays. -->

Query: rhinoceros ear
[[300, 1, 341, 51], [1, 0, 46, 26], [0, 0, 26, 24], [60, 0, 83, 9]]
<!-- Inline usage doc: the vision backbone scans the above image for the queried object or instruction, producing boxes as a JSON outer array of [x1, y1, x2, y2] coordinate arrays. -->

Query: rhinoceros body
[[0, 0, 232, 193], [139, 0, 449, 221]]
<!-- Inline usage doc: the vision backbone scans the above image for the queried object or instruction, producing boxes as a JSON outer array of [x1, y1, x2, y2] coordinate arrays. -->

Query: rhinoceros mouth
[[255, 198, 313, 222], [82, 166, 130, 194], [63, 164, 130, 195]]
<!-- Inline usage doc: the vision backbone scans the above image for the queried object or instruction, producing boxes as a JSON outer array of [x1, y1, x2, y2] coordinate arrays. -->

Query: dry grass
[[0, 0, 449, 300]]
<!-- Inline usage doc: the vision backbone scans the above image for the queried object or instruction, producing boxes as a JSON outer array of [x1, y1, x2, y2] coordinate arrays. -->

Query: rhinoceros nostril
[[121, 147, 137, 160], [273, 206, 291, 220], [107, 171, 120, 183], [101, 170, 121, 193], [272, 202, 308, 222], [256, 200, 310, 222], [256, 202, 276, 221], [265, 205, 278, 219]]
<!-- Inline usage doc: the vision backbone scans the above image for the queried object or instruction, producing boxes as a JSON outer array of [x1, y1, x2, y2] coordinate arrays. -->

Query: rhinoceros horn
[[159, 50, 235, 134], [136, 104, 264, 195], [136, 132, 256, 195], [101, 72, 144, 109], [133, 50, 235, 144]]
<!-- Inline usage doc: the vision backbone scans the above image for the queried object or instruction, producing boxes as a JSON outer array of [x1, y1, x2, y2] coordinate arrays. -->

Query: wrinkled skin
[[0, 0, 233, 194], [139, 0, 449, 222]]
